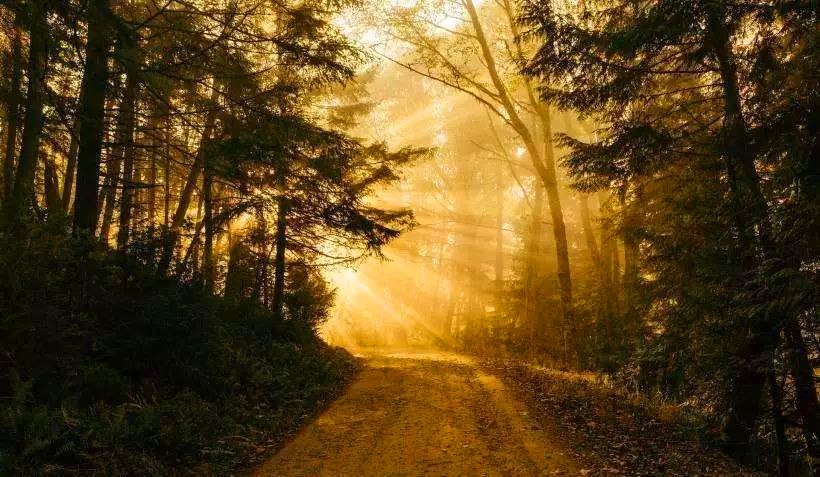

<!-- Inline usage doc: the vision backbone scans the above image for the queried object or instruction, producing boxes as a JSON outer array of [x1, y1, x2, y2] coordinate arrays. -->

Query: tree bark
[[494, 156, 504, 299], [202, 159, 215, 292], [272, 198, 288, 321], [579, 194, 599, 270], [163, 118, 170, 228], [73, 0, 112, 236], [44, 156, 61, 216], [464, 0, 572, 325], [100, 74, 137, 242], [147, 123, 157, 231], [622, 186, 642, 321], [768, 368, 790, 477], [116, 85, 138, 251], [61, 123, 80, 212], [157, 93, 218, 274], [705, 3, 818, 457], [784, 320, 820, 462], [3, 24, 22, 202], [62, 72, 86, 213], [7, 0, 48, 223], [525, 184, 544, 352], [597, 192, 615, 347]]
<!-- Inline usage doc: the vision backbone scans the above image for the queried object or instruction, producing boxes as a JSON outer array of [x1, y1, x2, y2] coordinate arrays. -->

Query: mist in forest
[[323, 61, 593, 353], [0, 0, 816, 474], [321, 0, 629, 363]]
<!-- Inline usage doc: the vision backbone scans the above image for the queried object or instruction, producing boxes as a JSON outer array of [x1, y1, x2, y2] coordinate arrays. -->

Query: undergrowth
[[483, 358, 758, 476], [0, 223, 360, 475]]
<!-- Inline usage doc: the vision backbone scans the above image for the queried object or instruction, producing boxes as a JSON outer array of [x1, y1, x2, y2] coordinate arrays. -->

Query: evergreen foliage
[[520, 0, 818, 471]]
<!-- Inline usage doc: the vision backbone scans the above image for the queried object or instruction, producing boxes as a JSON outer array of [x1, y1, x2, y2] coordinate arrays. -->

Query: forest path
[[252, 349, 578, 476]]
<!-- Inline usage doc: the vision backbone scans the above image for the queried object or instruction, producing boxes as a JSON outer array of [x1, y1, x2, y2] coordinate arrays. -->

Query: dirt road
[[253, 349, 578, 476]]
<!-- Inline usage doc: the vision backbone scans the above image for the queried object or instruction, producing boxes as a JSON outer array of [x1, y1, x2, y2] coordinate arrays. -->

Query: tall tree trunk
[[722, 332, 778, 461], [163, 112, 171, 228], [3, 24, 22, 202], [116, 86, 138, 251], [579, 194, 599, 271], [43, 156, 61, 216], [537, 107, 573, 317], [62, 75, 86, 213], [7, 0, 48, 223], [768, 366, 790, 477], [443, 285, 456, 339], [464, 0, 572, 328], [494, 157, 504, 299], [178, 195, 204, 273], [100, 74, 137, 242], [707, 6, 768, 453], [784, 320, 820, 461], [525, 184, 544, 353], [431, 236, 446, 334], [271, 198, 288, 321], [499, 0, 572, 330], [202, 160, 215, 292], [597, 192, 618, 352], [61, 123, 80, 212], [73, 0, 111, 235], [96, 74, 121, 238], [622, 186, 642, 323], [705, 3, 819, 458], [611, 236, 621, 316], [147, 127, 157, 232], [157, 95, 218, 275]]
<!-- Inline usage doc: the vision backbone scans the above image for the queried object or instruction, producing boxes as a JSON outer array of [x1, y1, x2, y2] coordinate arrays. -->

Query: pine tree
[[521, 0, 818, 463]]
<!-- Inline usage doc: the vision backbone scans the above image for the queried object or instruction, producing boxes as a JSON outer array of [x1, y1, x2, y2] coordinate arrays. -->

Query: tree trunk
[[768, 367, 790, 477], [73, 0, 111, 236], [464, 0, 572, 328], [611, 236, 621, 317], [622, 186, 642, 323], [525, 184, 544, 353], [158, 95, 218, 275], [498, 0, 573, 325], [100, 74, 137, 242], [3, 24, 22, 202], [598, 192, 615, 348], [537, 108, 572, 316], [98, 167, 118, 242], [62, 75, 86, 213], [147, 125, 157, 232], [61, 123, 80, 212], [494, 156, 504, 299], [7, 0, 48, 223], [784, 320, 820, 462], [431, 237, 446, 334], [202, 160, 215, 292], [272, 198, 288, 321], [163, 117, 171, 228], [705, 4, 819, 457], [116, 86, 138, 251], [579, 194, 600, 270], [721, 329, 778, 462], [44, 157, 61, 216]]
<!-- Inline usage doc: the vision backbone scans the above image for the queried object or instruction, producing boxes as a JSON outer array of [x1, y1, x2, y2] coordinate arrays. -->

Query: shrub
[[0, 227, 360, 475]]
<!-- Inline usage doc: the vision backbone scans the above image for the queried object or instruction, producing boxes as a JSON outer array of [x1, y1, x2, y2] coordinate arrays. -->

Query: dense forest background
[[0, 0, 419, 473], [0, 0, 817, 475], [323, 0, 818, 474]]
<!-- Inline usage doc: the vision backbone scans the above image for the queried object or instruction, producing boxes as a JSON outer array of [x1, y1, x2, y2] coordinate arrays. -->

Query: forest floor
[[482, 359, 756, 476], [252, 348, 753, 477]]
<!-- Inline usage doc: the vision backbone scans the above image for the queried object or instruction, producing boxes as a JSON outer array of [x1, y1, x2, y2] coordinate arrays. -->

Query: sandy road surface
[[253, 349, 578, 476]]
